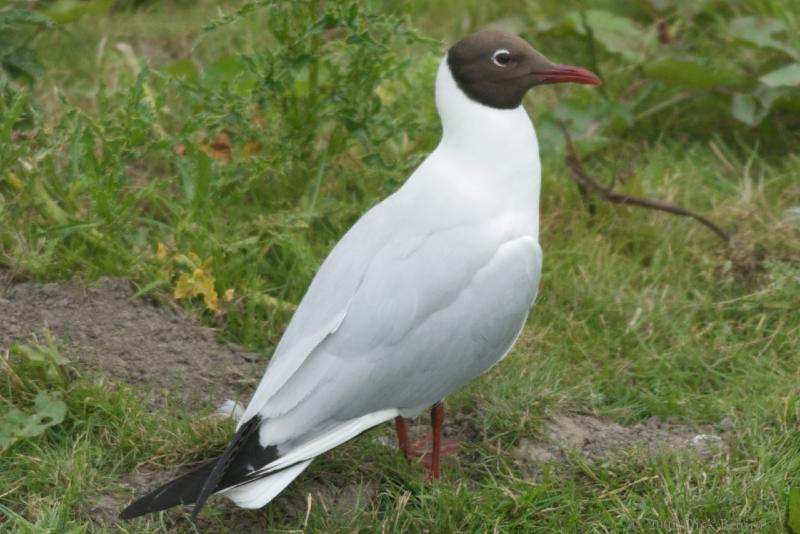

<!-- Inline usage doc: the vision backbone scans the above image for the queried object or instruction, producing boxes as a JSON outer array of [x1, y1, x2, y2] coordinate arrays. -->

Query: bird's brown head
[[447, 30, 601, 110]]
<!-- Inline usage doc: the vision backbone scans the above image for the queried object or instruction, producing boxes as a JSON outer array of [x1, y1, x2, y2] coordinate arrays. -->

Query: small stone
[[514, 438, 556, 463], [717, 416, 736, 431], [689, 433, 724, 456]]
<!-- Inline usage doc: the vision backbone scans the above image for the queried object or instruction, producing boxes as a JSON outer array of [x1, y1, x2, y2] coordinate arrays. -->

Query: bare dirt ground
[[512, 412, 728, 468], [0, 273, 262, 409], [1, 272, 728, 530]]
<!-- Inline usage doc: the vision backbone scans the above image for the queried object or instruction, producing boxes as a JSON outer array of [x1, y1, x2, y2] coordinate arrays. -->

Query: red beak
[[531, 64, 602, 85]]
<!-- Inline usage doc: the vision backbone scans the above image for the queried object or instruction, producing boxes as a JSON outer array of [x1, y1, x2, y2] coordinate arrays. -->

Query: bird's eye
[[492, 49, 511, 67]]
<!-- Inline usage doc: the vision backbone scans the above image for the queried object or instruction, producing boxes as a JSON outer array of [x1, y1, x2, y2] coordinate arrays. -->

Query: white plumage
[[222, 56, 543, 507]]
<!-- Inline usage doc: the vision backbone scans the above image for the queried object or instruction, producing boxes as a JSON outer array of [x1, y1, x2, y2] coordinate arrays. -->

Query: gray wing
[[248, 214, 541, 446], [236, 198, 397, 426]]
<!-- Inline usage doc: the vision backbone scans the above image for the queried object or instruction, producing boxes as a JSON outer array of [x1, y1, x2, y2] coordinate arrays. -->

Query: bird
[[120, 30, 600, 521]]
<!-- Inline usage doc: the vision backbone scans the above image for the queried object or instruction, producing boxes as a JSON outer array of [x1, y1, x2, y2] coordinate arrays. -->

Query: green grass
[[1, 0, 799, 532]]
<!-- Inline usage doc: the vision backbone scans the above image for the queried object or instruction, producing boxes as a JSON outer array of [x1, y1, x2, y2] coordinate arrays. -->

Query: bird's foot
[[401, 435, 460, 468]]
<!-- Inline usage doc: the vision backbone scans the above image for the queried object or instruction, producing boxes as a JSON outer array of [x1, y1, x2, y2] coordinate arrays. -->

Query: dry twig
[[562, 128, 731, 243]]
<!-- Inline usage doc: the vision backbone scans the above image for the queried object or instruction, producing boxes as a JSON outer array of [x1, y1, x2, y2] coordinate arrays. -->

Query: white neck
[[433, 57, 541, 232]]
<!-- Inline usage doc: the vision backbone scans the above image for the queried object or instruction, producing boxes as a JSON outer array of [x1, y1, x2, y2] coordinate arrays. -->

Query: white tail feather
[[260, 409, 397, 475], [221, 459, 312, 509], [220, 409, 397, 509]]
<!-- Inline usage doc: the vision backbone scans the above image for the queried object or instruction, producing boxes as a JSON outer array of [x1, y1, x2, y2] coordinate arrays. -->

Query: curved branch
[[561, 128, 731, 244]]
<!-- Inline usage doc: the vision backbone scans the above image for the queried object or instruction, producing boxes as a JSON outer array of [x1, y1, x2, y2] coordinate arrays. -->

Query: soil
[[0, 275, 262, 409], [512, 412, 729, 471], [1, 272, 731, 530]]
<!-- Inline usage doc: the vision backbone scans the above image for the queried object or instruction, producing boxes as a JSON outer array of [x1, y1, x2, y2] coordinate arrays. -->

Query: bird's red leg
[[394, 402, 459, 482], [395, 403, 459, 476], [394, 416, 410, 456], [427, 402, 445, 481]]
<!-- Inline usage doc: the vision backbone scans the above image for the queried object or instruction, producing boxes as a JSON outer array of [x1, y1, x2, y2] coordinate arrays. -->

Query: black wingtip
[[190, 416, 263, 520], [120, 416, 273, 521], [118, 460, 216, 520]]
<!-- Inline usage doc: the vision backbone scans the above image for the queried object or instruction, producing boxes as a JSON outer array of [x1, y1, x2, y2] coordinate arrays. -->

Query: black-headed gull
[[121, 30, 600, 520]]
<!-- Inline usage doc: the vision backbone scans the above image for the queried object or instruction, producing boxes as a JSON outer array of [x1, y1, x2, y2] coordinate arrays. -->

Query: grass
[[1, 0, 799, 532]]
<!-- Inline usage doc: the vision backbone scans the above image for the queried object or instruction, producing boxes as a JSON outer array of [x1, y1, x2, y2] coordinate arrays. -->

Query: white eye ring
[[492, 49, 511, 67]]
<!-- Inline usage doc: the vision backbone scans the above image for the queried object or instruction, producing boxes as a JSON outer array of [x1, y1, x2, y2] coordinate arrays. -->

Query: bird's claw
[[402, 435, 460, 467]]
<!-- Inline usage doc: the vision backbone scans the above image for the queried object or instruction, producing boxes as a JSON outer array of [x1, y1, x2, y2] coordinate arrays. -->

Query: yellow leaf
[[156, 242, 169, 260], [223, 288, 235, 302], [173, 264, 220, 313], [7, 172, 25, 193], [173, 272, 194, 300], [196, 268, 219, 312], [204, 292, 219, 312]]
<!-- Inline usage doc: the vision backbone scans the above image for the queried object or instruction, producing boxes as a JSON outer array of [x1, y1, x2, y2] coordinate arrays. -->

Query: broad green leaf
[[0, 8, 56, 30], [0, 391, 67, 453], [537, 97, 626, 157], [11, 343, 70, 367], [645, 56, 742, 88], [10, 342, 70, 385], [3, 47, 44, 82], [731, 86, 789, 126], [730, 17, 800, 61], [760, 63, 800, 88], [731, 94, 759, 126], [0, 409, 29, 451], [565, 10, 653, 62], [27, 391, 67, 437]]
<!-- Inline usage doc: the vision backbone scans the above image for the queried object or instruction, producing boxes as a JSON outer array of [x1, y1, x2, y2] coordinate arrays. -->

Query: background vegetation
[[1, 0, 798, 531]]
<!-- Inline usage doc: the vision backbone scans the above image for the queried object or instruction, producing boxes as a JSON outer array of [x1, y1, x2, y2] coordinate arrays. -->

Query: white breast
[[420, 56, 542, 232]]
